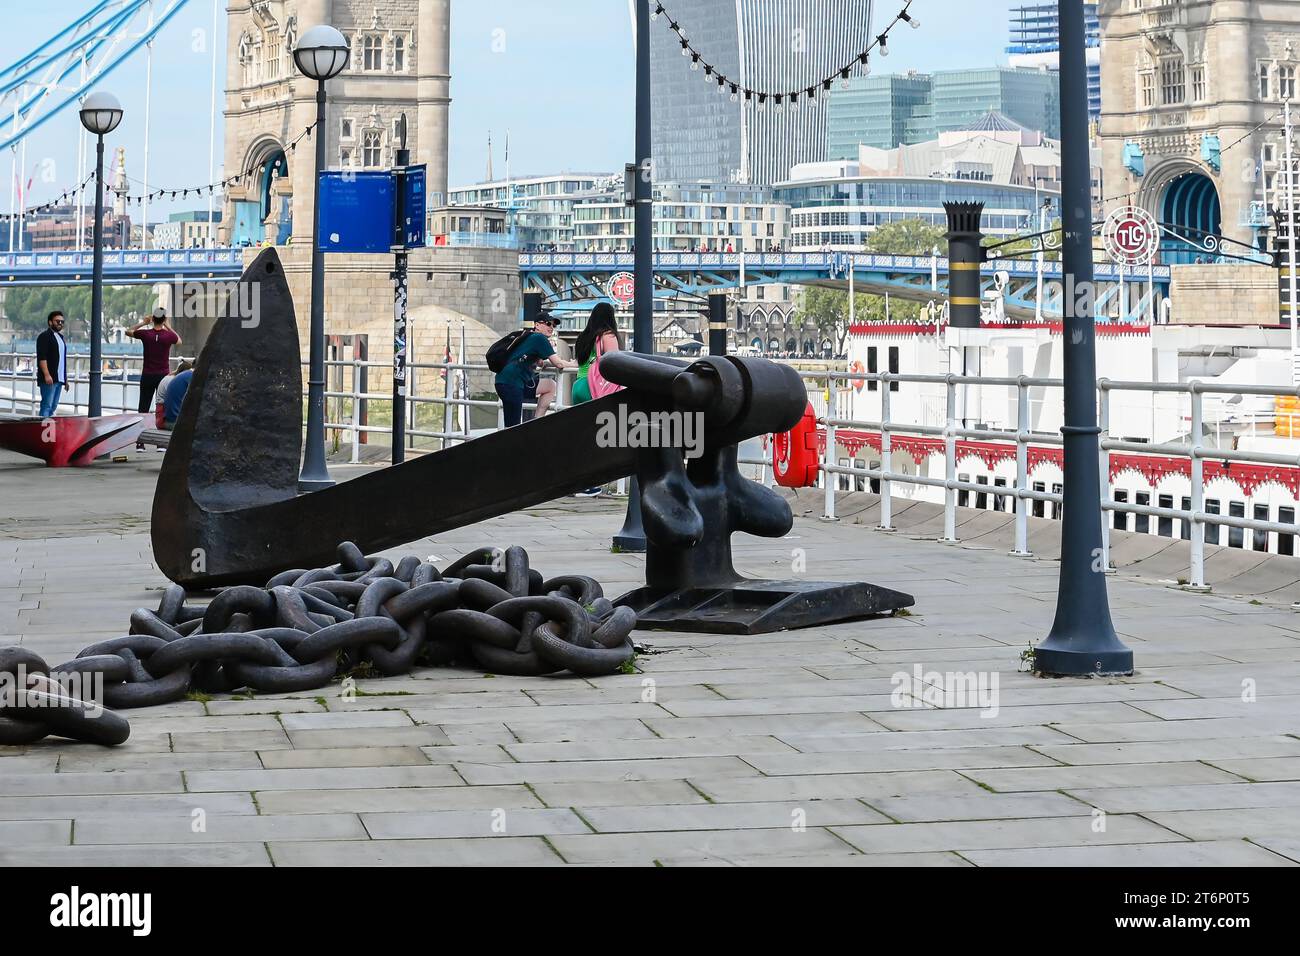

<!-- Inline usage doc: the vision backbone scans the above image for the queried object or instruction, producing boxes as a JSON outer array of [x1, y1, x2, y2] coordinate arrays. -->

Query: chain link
[[0, 542, 636, 748]]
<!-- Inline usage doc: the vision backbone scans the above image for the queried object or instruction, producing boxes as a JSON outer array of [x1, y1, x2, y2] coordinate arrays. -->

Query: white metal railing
[[0, 350, 199, 417], [0, 350, 571, 452], [742, 369, 1300, 593], [314, 357, 578, 461], [9, 346, 1300, 591]]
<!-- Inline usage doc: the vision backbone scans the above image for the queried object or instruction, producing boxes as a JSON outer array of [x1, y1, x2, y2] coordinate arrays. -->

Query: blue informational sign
[[400, 165, 426, 249], [317, 170, 395, 254], [316, 165, 427, 253]]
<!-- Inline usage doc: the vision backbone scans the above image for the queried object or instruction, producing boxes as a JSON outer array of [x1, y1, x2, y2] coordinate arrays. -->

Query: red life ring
[[772, 402, 819, 488], [849, 360, 866, 392]]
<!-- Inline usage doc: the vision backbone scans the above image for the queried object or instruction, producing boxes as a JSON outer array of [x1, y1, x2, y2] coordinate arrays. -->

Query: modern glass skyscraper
[[650, 0, 875, 185], [1007, 2, 1100, 120], [827, 74, 932, 157], [930, 69, 1060, 140]]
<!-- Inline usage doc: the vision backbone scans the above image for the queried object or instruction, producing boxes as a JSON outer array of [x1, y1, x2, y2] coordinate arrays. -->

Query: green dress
[[571, 347, 596, 404]]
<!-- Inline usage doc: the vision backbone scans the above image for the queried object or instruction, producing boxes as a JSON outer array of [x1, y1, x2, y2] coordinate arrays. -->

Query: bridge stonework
[[243, 244, 521, 394], [220, 1, 521, 380]]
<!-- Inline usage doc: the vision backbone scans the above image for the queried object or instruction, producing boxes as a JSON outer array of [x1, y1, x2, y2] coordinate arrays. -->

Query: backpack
[[486, 330, 529, 373]]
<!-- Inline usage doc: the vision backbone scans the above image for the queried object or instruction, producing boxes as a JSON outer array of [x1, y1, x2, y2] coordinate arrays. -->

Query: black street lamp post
[[1035, 0, 1133, 676], [78, 91, 123, 418], [293, 24, 350, 492], [613, 0, 654, 552]]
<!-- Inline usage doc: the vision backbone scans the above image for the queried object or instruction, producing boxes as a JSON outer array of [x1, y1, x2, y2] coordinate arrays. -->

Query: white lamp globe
[[79, 91, 124, 136], [294, 25, 350, 81]]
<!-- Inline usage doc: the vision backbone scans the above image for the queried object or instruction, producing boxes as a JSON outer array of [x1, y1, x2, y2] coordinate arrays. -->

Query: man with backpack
[[488, 312, 575, 427]]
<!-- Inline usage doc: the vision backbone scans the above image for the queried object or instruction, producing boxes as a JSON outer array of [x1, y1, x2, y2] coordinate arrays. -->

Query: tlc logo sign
[[608, 272, 635, 306], [1103, 205, 1159, 266]]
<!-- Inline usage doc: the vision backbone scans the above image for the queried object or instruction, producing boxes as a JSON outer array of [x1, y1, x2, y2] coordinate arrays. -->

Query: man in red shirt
[[128, 307, 182, 415]]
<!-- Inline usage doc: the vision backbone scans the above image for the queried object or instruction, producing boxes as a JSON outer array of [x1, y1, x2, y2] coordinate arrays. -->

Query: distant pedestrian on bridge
[[128, 307, 182, 414], [35, 311, 68, 418]]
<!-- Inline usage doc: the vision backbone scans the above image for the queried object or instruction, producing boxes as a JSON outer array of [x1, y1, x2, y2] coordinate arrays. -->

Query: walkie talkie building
[[649, 0, 876, 186]]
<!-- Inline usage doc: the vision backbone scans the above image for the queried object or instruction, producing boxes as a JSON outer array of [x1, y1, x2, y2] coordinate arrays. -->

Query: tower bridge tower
[[221, 0, 450, 245], [1098, 0, 1300, 263]]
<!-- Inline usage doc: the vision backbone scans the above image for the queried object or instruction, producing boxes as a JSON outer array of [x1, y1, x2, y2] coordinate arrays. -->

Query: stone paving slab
[[961, 841, 1297, 867], [4, 449, 1300, 865]]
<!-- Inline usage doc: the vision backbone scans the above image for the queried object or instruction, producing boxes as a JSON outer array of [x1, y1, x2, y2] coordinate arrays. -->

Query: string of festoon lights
[[654, 0, 920, 108], [0, 120, 321, 224], [118, 119, 320, 208], [0, 170, 99, 224]]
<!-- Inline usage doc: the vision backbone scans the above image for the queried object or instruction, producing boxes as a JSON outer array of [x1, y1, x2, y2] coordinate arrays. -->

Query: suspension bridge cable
[[0, 0, 194, 153]]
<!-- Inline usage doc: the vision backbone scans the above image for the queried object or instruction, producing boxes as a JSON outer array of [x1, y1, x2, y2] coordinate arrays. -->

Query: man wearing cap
[[128, 307, 182, 415], [493, 312, 575, 428]]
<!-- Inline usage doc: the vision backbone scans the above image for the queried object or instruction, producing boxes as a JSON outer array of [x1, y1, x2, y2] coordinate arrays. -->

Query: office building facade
[[572, 182, 789, 254], [650, 0, 875, 185], [827, 74, 932, 155], [448, 173, 615, 250], [151, 211, 223, 250], [827, 67, 1061, 155]]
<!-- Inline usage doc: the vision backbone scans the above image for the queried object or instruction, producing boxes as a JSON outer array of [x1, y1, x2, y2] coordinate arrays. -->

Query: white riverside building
[[447, 173, 615, 251], [774, 119, 1091, 251], [819, 318, 1300, 557]]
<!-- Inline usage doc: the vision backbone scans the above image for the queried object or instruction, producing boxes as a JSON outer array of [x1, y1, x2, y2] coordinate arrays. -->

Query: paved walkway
[[2, 448, 1299, 866]]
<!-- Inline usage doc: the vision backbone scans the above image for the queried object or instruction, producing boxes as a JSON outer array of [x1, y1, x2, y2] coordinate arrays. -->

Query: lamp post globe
[[294, 25, 350, 81], [293, 24, 349, 491], [80, 90, 123, 419], [79, 91, 123, 136]]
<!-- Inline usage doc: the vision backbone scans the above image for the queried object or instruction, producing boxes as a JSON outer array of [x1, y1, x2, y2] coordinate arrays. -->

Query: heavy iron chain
[[0, 542, 637, 748]]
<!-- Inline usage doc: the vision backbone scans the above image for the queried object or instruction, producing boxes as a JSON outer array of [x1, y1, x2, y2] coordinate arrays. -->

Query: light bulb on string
[[690, 53, 699, 70], [901, 10, 920, 29], [877, 34, 889, 56], [680, 40, 689, 56], [841, 68, 851, 90]]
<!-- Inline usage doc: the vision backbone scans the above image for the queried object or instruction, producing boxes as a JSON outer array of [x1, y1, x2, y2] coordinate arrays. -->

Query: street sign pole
[[614, 0, 653, 553], [391, 115, 411, 465]]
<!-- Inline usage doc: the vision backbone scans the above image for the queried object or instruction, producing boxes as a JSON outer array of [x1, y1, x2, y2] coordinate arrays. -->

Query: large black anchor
[[600, 351, 914, 632], [151, 247, 912, 633]]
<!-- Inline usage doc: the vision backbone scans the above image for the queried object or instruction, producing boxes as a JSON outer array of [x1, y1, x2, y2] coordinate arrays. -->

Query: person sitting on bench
[[160, 367, 194, 431]]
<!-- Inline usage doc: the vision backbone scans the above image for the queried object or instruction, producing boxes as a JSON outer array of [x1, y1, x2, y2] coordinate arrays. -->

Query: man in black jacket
[[35, 311, 68, 418]]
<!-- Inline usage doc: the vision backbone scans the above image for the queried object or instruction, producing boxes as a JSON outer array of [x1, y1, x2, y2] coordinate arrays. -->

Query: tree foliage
[[983, 218, 1062, 262], [794, 218, 948, 344], [1, 285, 157, 341]]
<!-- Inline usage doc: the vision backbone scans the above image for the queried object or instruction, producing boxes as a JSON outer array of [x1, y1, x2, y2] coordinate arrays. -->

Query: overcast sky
[[0, 1, 1016, 221]]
